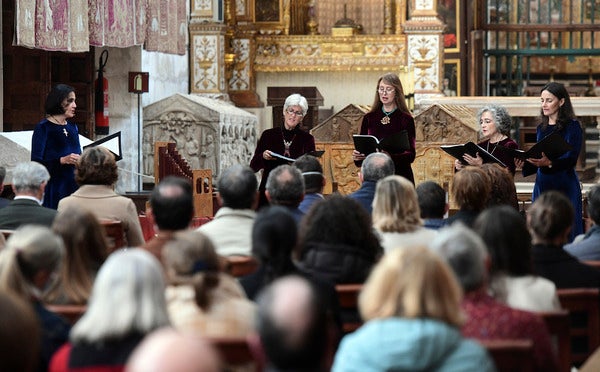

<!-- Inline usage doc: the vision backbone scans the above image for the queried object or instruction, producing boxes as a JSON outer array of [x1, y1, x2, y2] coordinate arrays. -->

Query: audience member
[[445, 166, 490, 227], [297, 195, 382, 284], [265, 164, 305, 223], [142, 176, 194, 263], [416, 180, 448, 230], [528, 190, 600, 288], [332, 246, 494, 372], [481, 163, 519, 210], [257, 275, 333, 372], [58, 146, 144, 246], [44, 206, 108, 305], [431, 223, 558, 372], [293, 154, 325, 214], [564, 184, 600, 260], [473, 205, 560, 312], [0, 225, 69, 372], [372, 175, 437, 252], [163, 230, 256, 338], [0, 290, 41, 372], [197, 165, 257, 256], [0, 165, 10, 209], [49, 249, 170, 372], [125, 327, 220, 372], [348, 152, 394, 214], [0, 161, 56, 229]]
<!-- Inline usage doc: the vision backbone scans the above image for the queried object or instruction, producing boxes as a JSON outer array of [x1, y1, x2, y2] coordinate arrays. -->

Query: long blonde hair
[[372, 175, 422, 233], [359, 246, 464, 327]]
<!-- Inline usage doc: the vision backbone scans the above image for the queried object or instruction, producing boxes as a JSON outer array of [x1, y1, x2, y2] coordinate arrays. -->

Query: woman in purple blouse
[[352, 73, 416, 183]]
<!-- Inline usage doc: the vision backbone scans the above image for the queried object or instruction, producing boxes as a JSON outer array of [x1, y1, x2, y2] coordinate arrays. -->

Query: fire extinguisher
[[95, 50, 109, 135]]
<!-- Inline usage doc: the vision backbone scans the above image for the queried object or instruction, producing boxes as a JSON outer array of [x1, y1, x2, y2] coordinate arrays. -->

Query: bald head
[[126, 328, 220, 372]]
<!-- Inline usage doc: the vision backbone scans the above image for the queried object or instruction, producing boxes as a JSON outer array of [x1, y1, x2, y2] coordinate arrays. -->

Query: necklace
[[281, 128, 296, 157], [49, 115, 67, 125], [485, 135, 505, 155], [380, 106, 397, 125]]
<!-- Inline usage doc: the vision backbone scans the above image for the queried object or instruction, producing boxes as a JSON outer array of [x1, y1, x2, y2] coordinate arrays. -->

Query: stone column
[[403, 0, 445, 103]]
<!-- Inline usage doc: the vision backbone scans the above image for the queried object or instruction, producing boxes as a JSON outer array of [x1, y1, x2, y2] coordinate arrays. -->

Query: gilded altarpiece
[[190, 24, 227, 96]]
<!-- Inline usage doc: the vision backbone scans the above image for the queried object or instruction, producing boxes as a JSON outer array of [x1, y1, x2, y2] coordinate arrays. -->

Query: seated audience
[[564, 184, 600, 260], [372, 175, 437, 252], [293, 154, 326, 214], [49, 249, 170, 372], [265, 165, 305, 223], [257, 275, 333, 372], [126, 327, 220, 372], [297, 195, 382, 284], [44, 206, 109, 305], [0, 225, 69, 372], [473, 205, 560, 311], [481, 163, 519, 210], [0, 165, 10, 209], [0, 161, 56, 229], [332, 246, 494, 372], [416, 180, 448, 230], [445, 166, 490, 227], [143, 176, 194, 263], [348, 152, 394, 214], [528, 190, 600, 288], [163, 230, 256, 338], [431, 223, 558, 372], [0, 290, 41, 372], [197, 164, 257, 256], [58, 146, 144, 246]]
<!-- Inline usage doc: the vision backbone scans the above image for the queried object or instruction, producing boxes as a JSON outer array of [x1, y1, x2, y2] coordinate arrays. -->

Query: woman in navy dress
[[250, 93, 316, 207], [352, 72, 416, 183], [518, 82, 583, 242], [31, 84, 81, 209]]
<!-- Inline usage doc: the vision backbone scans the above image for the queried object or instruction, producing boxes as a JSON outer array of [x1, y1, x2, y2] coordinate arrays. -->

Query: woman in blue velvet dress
[[519, 82, 583, 242], [31, 84, 81, 209]]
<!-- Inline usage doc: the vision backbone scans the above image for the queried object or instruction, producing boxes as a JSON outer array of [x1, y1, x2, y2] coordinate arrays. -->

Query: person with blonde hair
[[332, 246, 493, 371], [372, 175, 437, 252], [163, 230, 256, 337]]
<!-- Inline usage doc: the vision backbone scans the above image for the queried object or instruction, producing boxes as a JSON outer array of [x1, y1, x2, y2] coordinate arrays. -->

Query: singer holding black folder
[[516, 82, 583, 241], [250, 93, 316, 207], [352, 73, 416, 183], [454, 104, 518, 175]]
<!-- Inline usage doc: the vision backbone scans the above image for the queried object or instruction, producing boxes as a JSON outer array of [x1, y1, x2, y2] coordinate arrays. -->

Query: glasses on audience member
[[378, 87, 395, 94], [286, 109, 304, 117]]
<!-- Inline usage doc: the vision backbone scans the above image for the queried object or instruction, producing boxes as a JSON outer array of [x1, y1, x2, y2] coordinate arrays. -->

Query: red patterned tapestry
[[88, 0, 147, 47], [145, 0, 187, 55]]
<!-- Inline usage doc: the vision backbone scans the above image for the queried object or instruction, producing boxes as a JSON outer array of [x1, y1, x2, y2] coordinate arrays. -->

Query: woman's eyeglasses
[[286, 109, 304, 117], [378, 87, 395, 94]]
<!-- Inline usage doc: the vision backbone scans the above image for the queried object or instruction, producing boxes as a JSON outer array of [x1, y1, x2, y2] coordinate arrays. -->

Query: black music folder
[[440, 141, 507, 167], [353, 131, 410, 155]]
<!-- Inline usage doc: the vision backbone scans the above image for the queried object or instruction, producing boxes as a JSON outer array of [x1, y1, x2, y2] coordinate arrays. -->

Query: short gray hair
[[361, 152, 394, 182], [429, 223, 488, 292], [283, 94, 309, 117], [12, 162, 50, 193], [266, 165, 305, 207], [477, 104, 512, 136]]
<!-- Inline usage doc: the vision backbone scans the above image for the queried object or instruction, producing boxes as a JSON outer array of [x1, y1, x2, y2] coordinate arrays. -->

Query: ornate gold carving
[[254, 34, 407, 72]]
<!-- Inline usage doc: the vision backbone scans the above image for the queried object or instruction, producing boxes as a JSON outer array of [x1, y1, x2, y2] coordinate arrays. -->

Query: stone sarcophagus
[[143, 93, 258, 183], [310, 104, 370, 195]]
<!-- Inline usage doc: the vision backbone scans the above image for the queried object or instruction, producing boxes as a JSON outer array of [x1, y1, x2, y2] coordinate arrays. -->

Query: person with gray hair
[[266, 164, 305, 223], [565, 184, 600, 260], [454, 104, 519, 174], [50, 248, 171, 371], [250, 93, 316, 208], [348, 152, 394, 214], [0, 166, 9, 209], [0, 161, 56, 229], [430, 223, 559, 372], [198, 164, 258, 256]]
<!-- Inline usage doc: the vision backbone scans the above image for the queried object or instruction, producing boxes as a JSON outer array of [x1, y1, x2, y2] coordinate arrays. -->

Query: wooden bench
[[99, 219, 125, 253], [335, 284, 363, 333], [209, 336, 264, 372], [539, 310, 572, 372], [480, 339, 534, 372], [45, 304, 87, 325]]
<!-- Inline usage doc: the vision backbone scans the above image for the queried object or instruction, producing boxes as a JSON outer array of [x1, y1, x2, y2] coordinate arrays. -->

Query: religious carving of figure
[[200, 133, 216, 172], [184, 130, 201, 170], [142, 130, 154, 175]]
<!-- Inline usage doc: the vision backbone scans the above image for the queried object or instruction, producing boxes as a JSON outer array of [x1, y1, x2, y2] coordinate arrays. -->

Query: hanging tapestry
[[145, 0, 187, 55]]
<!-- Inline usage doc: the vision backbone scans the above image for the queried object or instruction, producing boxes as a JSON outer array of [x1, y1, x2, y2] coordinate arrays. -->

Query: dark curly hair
[[75, 146, 118, 186]]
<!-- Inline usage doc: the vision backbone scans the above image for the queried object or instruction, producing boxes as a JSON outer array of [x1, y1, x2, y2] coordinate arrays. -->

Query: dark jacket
[[532, 243, 600, 288], [0, 198, 57, 229], [348, 181, 377, 215]]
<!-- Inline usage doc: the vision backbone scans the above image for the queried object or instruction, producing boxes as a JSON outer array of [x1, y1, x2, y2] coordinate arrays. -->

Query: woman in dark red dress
[[352, 73, 416, 183], [250, 93, 316, 207]]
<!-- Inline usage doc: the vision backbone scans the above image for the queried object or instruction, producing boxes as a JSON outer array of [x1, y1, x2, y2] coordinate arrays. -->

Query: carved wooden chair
[[539, 310, 572, 372], [45, 304, 87, 325], [99, 219, 125, 254], [335, 283, 364, 333], [480, 339, 534, 372], [557, 288, 600, 366]]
